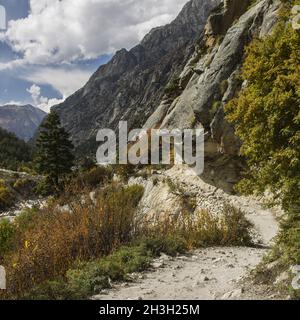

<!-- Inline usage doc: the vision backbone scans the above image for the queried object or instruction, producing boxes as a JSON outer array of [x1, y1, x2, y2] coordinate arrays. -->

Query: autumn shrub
[[75, 166, 113, 189], [21, 238, 187, 300], [19, 203, 253, 300], [140, 204, 253, 249], [2, 183, 144, 297]]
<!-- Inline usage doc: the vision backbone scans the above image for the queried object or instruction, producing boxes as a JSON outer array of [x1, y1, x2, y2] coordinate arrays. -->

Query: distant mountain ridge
[[0, 104, 46, 142]]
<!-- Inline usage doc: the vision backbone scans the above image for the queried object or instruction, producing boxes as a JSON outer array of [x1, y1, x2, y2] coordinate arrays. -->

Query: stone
[[222, 288, 243, 300], [274, 272, 289, 286]]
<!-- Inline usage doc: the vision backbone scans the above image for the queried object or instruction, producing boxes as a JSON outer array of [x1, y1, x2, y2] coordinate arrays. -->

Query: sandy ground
[[93, 195, 280, 300]]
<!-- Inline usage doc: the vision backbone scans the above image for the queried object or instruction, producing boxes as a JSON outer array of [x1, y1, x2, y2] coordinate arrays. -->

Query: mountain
[[0, 104, 46, 142], [53, 0, 221, 152], [51, 0, 280, 191]]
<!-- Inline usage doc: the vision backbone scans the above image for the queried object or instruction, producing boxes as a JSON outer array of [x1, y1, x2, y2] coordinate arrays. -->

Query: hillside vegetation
[[0, 128, 32, 171], [225, 0, 300, 298]]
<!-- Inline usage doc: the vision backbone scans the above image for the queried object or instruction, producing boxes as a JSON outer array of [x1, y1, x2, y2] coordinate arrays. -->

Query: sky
[[0, 0, 188, 112]]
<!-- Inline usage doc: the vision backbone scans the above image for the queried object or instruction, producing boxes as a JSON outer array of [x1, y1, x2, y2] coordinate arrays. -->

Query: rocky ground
[[93, 247, 281, 300], [0, 169, 46, 221]]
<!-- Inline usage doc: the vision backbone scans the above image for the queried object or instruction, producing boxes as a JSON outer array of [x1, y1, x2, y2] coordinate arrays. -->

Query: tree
[[225, 19, 300, 213], [35, 111, 74, 191], [0, 127, 32, 170]]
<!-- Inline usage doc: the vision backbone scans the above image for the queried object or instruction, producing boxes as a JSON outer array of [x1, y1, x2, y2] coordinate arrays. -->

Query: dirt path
[[1, 167, 281, 300], [93, 173, 281, 300], [93, 247, 273, 300]]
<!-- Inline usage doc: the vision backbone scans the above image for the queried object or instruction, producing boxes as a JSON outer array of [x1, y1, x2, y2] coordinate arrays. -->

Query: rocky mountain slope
[[52, 0, 280, 190], [53, 0, 221, 151], [0, 104, 46, 142], [142, 0, 281, 191]]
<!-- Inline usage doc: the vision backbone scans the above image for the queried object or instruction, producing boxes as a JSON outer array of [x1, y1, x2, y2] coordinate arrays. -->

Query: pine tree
[[35, 111, 74, 191]]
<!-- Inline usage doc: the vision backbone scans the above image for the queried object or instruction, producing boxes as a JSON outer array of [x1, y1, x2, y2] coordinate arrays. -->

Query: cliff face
[[53, 0, 280, 190], [143, 0, 280, 190], [144, 0, 279, 156], [0, 104, 46, 142], [53, 0, 221, 150]]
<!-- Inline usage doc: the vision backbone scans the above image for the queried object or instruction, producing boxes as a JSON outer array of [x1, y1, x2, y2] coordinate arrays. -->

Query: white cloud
[[23, 66, 92, 98], [26, 83, 64, 113], [1, 0, 188, 65], [2, 100, 23, 106]]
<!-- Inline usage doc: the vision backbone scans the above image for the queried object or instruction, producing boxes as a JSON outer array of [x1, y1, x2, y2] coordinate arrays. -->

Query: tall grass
[[140, 204, 253, 249]]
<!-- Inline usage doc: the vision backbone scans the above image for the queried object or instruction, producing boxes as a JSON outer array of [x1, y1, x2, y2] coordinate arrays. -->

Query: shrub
[[13, 178, 36, 197], [0, 185, 252, 299], [138, 236, 187, 257], [2, 183, 144, 297], [22, 244, 154, 300], [0, 182, 14, 210], [76, 166, 113, 189], [0, 219, 15, 259], [34, 177, 54, 196], [140, 204, 253, 249]]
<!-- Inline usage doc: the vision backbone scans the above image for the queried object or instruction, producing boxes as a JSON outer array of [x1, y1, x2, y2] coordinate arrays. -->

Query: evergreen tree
[[35, 111, 74, 190], [0, 127, 32, 170]]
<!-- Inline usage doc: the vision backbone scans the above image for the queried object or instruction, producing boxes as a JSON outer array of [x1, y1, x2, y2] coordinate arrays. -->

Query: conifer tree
[[35, 111, 74, 191]]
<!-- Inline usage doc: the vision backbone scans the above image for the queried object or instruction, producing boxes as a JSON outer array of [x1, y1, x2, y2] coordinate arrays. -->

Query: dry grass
[[140, 204, 253, 249]]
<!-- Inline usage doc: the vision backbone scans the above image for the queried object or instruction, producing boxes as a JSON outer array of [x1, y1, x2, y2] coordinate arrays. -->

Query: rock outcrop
[[145, 0, 280, 156], [0, 104, 46, 142]]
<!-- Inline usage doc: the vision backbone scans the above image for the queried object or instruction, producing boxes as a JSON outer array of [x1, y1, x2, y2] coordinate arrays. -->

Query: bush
[[34, 177, 54, 196], [0, 181, 14, 211], [2, 183, 144, 297], [76, 166, 113, 188], [141, 204, 253, 249], [22, 244, 154, 300], [0, 219, 15, 259], [13, 178, 36, 197], [138, 236, 187, 257]]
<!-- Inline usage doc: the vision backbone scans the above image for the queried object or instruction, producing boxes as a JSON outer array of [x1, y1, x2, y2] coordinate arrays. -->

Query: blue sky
[[0, 0, 187, 112]]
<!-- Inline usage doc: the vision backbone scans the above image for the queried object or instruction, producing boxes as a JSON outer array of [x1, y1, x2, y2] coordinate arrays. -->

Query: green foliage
[[225, 9, 300, 298], [13, 178, 36, 197], [76, 166, 113, 188], [21, 237, 185, 300], [14, 208, 40, 234], [34, 111, 74, 192], [0, 128, 32, 171], [0, 219, 15, 258], [138, 236, 187, 257], [0, 180, 14, 211], [0, 208, 39, 259], [225, 22, 300, 211], [164, 76, 182, 97]]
